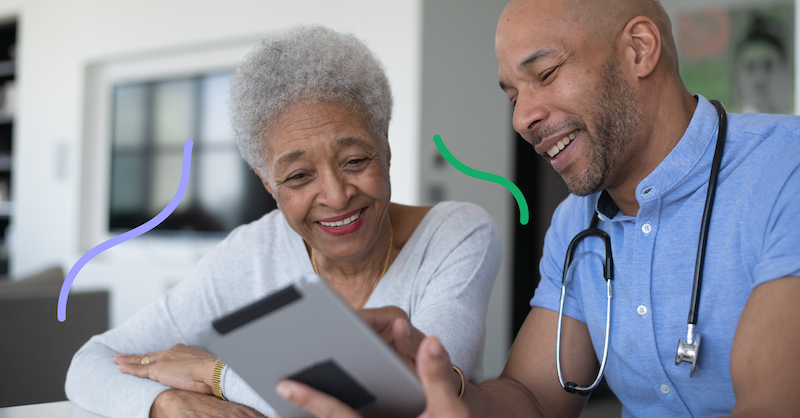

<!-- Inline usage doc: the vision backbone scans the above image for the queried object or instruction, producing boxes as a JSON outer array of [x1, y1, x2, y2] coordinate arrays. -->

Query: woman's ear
[[384, 133, 391, 172], [256, 169, 278, 205], [622, 16, 662, 78]]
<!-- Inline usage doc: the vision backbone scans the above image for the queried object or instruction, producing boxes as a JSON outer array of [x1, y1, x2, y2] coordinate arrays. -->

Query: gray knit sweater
[[65, 201, 500, 417]]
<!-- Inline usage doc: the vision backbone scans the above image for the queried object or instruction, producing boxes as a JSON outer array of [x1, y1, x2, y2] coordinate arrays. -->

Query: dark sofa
[[0, 266, 109, 407]]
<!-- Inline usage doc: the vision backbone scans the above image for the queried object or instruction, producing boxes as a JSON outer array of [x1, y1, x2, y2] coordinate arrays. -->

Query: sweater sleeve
[[405, 203, 501, 376], [65, 214, 292, 417], [220, 366, 275, 416], [64, 287, 196, 418]]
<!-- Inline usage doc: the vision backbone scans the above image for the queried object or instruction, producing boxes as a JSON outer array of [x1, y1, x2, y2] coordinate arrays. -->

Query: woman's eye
[[286, 173, 306, 182], [347, 158, 368, 166]]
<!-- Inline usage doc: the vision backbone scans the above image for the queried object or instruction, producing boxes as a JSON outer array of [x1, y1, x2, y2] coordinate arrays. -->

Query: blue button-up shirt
[[531, 95, 800, 417]]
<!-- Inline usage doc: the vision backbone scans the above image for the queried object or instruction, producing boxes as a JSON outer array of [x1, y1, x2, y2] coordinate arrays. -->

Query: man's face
[[496, 0, 642, 196]]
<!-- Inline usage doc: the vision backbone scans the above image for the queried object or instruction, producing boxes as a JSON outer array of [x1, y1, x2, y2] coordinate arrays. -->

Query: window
[[108, 70, 276, 234]]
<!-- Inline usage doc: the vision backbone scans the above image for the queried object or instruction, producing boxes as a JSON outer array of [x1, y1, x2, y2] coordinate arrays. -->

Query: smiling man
[[279, 0, 800, 417]]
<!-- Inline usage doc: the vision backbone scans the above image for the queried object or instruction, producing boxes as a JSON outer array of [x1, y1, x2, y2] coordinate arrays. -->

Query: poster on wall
[[678, 2, 794, 114]]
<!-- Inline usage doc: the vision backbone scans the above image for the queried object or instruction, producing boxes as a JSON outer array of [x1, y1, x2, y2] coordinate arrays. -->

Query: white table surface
[[0, 401, 104, 418]]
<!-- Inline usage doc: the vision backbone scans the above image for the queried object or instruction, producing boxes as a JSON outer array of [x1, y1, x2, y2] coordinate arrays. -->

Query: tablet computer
[[198, 273, 426, 418]]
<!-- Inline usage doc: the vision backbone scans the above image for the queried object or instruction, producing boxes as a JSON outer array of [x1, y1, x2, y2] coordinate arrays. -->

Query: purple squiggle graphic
[[57, 139, 193, 322]]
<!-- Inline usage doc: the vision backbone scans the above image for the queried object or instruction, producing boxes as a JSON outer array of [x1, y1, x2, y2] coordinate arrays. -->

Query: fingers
[[391, 317, 424, 370], [117, 362, 152, 378], [114, 351, 161, 366], [360, 307, 426, 371], [114, 345, 213, 368], [360, 306, 410, 335], [277, 380, 361, 418], [417, 337, 470, 418]]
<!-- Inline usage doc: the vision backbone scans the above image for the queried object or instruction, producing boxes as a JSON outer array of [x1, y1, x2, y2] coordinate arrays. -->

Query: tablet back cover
[[199, 273, 426, 418]]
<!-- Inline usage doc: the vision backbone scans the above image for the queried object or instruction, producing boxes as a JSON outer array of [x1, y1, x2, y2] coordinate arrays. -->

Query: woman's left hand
[[115, 344, 217, 394]]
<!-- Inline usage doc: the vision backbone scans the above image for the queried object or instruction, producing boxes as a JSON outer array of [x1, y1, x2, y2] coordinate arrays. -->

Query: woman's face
[[261, 101, 391, 261]]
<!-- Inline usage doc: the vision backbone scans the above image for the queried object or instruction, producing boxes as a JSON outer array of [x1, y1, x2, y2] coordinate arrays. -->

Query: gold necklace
[[311, 217, 394, 280]]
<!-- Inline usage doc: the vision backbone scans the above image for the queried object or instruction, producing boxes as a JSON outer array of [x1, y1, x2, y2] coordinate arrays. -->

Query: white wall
[[8, 0, 517, 380], [9, 0, 422, 326], [418, 0, 512, 379]]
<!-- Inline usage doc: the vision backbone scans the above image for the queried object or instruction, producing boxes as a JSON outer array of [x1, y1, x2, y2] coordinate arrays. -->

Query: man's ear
[[622, 16, 661, 78]]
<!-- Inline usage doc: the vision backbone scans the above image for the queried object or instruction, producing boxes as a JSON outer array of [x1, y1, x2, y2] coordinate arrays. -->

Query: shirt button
[[642, 223, 652, 234], [637, 305, 647, 316], [660, 384, 671, 394]]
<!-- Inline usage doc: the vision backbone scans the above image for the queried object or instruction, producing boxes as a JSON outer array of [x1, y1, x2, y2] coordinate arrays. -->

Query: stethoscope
[[556, 100, 728, 395]]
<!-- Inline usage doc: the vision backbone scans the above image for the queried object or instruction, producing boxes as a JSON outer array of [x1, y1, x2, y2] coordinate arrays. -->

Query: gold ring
[[141, 354, 152, 366]]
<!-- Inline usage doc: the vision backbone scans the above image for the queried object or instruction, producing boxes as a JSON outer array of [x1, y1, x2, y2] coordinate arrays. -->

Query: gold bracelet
[[452, 364, 465, 399], [212, 358, 227, 401]]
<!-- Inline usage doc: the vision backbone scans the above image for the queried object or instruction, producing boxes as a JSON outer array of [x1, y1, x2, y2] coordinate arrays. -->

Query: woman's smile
[[316, 207, 367, 236]]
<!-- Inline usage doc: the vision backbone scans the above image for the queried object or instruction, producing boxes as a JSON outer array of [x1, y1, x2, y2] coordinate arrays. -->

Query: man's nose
[[512, 92, 550, 143]]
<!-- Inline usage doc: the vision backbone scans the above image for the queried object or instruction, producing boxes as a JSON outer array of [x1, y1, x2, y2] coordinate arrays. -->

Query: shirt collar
[[594, 95, 720, 219], [635, 95, 720, 204], [596, 190, 619, 221]]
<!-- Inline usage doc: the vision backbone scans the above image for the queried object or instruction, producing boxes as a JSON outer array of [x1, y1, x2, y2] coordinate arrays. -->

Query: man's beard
[[542, 58, 642, 196]]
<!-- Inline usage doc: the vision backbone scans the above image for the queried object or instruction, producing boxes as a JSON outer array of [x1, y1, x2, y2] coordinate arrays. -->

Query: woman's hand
[[150, 389, 264, 418], [116, 344, 217, 394], [359, 306, 427, 371], [276, 336, 470, 418]]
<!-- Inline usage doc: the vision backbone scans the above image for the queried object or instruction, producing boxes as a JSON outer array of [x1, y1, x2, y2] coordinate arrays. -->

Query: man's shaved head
[[500, 0, 678, 72], [497, 0, 698, 212]]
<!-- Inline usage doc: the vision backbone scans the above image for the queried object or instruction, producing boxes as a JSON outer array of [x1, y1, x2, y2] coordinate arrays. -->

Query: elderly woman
[[65, 26, 500, 417]]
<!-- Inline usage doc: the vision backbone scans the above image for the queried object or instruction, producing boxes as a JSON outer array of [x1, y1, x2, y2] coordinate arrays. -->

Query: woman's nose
[[512, 92, 550, 143], [316, 170, 354, 209]]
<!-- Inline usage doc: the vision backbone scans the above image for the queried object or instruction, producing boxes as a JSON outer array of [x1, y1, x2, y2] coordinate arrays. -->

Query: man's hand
[[275, 336, 469, 418], [150, 389, 264, 418], [359, 306, 427, 370], [415, 336, 470, 418], [116, 344, 217, 394]]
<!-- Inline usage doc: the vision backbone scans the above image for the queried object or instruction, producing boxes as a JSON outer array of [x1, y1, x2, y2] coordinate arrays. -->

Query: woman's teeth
[[319, 210, 362, 227], [547, 131, 577, 158]]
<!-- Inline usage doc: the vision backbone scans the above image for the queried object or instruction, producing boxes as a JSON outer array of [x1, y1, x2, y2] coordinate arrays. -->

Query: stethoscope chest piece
[[675, 324, 701, 377]]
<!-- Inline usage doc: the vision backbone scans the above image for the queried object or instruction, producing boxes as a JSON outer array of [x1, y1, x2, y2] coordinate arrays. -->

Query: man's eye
[[287, 173, 306, 181], [542, 67, 558, 80], [347, 158, 368, 165]]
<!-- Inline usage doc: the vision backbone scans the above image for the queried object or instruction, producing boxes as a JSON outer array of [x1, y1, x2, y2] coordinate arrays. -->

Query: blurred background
[[0, 0, 795, 414]]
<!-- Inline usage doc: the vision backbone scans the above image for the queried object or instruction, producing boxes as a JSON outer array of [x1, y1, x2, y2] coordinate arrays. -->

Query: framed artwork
[[677, 2, 794, 114]]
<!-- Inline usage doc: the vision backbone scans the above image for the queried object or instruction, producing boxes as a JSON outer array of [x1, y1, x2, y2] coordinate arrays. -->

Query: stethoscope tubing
[[557, 248, 612, 395], [556, 277, 612, 394], [688, 100, 728, 326]]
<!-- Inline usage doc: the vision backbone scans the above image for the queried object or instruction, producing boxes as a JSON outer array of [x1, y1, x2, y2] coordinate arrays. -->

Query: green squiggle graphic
[[433, 134, 529, 225]]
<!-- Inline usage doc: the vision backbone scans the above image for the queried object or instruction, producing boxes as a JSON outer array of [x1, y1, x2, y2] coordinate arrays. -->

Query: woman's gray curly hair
[[230, 25, 393, 177]]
